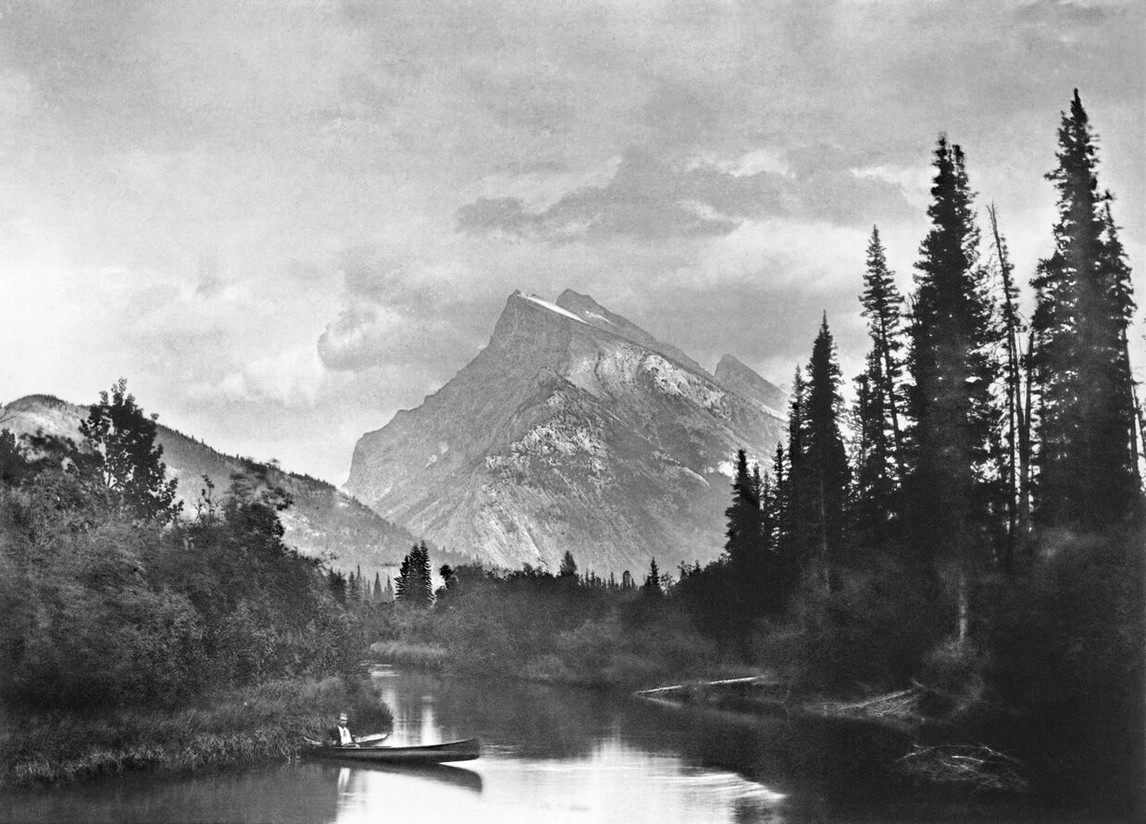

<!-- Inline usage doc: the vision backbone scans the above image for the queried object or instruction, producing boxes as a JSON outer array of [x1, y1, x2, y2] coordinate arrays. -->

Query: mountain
[[345, 290, 786, 575], [714, 354, 789, 418], [0, 394, 424, 576]]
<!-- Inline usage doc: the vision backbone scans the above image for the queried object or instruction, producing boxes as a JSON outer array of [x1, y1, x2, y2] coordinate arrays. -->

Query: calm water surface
[[0, 668, 1112, 823]]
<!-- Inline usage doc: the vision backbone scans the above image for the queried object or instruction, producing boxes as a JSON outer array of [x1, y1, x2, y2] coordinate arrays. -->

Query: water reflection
[[0, 763, 342, 824], [363, 668, 787, 824], [321, 759, 483, 794], [0, 670, 1099, 824]]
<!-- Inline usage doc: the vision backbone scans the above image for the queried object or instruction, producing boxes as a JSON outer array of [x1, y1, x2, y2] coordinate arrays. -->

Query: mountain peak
[[510, 290, 588, 325], [713, 355, 787, 418], [554, 290, 711, 378], [346, 287, 786, 574]]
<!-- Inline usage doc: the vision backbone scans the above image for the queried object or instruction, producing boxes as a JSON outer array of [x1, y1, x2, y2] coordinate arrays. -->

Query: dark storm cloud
[[457, 145, 914, 241]]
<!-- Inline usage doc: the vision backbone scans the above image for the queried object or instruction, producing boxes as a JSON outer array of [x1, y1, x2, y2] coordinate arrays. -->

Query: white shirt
[[337, 724, 353, 745]]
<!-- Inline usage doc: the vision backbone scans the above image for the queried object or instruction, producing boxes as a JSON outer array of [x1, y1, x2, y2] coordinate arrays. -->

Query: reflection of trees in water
[[0, 763, 341, 824], [396, 669, 911, 798], [383, 672, 1001, 822], [431, 675, 621, 759]]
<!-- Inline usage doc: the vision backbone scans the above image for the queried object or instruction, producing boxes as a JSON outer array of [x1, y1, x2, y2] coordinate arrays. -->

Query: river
[[0, 668, 1108, 823]]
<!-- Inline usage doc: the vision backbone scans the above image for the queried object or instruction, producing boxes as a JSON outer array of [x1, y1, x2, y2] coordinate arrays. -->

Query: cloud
[[457, 146, 914, 241], [2, 0, 1141, 485], [316, 249, 493, 374]]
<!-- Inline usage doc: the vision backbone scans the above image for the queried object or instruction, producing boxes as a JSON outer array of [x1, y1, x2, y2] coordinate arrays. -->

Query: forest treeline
[[0, 380, 367, 711], [693, 90, 1142, 645]]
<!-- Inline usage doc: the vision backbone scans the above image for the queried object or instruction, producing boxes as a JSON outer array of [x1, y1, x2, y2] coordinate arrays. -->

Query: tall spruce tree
[[860, 226, 907, 472], [791, 316, 850, 595], [987, 203, 1030, 568], [907, 136, 1000, 643], [558, 550, 578, 579], [643, 557, 663, 597], [724, 449, 777, 615], [1031, 91, 1140, 531], [769, 442, 787, 551], [780, 368, 807, 592], [852, 351, 897, 548], [395, 542, 434, 607], [855, 226, 907, 550], [725, 449, 762, 565]]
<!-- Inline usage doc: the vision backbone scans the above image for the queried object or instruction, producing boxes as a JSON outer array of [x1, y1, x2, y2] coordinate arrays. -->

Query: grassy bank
[[0, 676, 392, 786], [369, 640, 448, 671]]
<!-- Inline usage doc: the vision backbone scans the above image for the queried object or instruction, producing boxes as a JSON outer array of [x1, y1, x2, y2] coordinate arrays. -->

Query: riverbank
[[0, 676, 392, 786], [635, 676, 1034, 795]]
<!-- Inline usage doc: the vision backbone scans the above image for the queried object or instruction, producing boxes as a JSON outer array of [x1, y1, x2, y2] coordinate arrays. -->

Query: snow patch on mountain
[[519, 292, 587, 324]]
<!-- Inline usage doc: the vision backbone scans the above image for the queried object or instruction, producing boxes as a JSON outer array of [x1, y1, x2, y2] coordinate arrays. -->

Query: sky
[[1, 0, 1143, 485]]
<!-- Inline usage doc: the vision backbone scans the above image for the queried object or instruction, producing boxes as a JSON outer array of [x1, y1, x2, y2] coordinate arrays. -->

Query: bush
[[977, 528, 1144, 811], [780, 558, 940, 696]]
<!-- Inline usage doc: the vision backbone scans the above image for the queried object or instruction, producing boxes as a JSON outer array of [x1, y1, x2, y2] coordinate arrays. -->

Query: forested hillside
[[1, 393, 420, 576]]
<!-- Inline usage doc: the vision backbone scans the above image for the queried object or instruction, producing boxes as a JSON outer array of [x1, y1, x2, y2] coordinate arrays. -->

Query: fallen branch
[[896, 743, 1028, 794]]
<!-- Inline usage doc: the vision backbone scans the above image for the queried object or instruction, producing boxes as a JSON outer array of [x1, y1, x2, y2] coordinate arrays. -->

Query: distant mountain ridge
[[345, 289, 786, 575], [1, 394, 424, 576]]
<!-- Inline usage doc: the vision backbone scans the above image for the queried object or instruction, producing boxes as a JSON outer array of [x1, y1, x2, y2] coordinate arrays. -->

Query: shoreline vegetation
[[0, 383, 392, 789], [0, 676, 391, 786]]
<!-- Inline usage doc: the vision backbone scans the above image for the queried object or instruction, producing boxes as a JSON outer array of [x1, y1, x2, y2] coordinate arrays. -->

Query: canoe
[[309, 737, 480, 764], [354, 733, 390, 746]]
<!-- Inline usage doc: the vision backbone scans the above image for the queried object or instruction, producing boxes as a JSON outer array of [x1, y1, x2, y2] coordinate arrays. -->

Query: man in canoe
[[329, 712, 359, 747]]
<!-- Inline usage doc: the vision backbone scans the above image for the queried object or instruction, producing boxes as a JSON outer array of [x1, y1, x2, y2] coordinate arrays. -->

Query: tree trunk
[[956, 565, 970, 648]]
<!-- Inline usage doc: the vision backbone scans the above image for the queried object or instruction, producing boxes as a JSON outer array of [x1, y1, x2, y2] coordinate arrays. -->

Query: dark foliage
[[0, 392, 366, 711], [395, 542, 434, 608], [1031, 90, 1141, 531], [78, 379, 182, 524], [789, 317, 850, 594]]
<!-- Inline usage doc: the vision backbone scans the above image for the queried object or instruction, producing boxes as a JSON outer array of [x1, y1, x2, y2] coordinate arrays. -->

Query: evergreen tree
[[724, 449, 779, 616], [987, 203, 1030, 569], [779, 369, 806, 595], [768, 442, 787, 553], [852, 351, 897, 548], [1031, 91, 1141, 531], [790, 316, 850, 594], [907, 136, 1000, 643], [79, 378, 181, 523], [372, 572, 382, 603], [395, 542, 434, 607], [787, 366, 806, 468], [328, 569, 347, 605], [643, 557, 663, 597], [558, 550, 578, 579], [860, 226, 907, 471], [724, 449, 762, 567]]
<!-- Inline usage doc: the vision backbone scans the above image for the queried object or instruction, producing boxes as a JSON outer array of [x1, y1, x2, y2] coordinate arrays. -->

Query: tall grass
[[368, 640, 448, 670], [0, 676, 392, 785]]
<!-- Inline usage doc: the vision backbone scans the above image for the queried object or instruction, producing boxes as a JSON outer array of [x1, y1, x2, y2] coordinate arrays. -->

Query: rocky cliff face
[[1, 394, 419, 574], [345, 291, 786, 575]]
